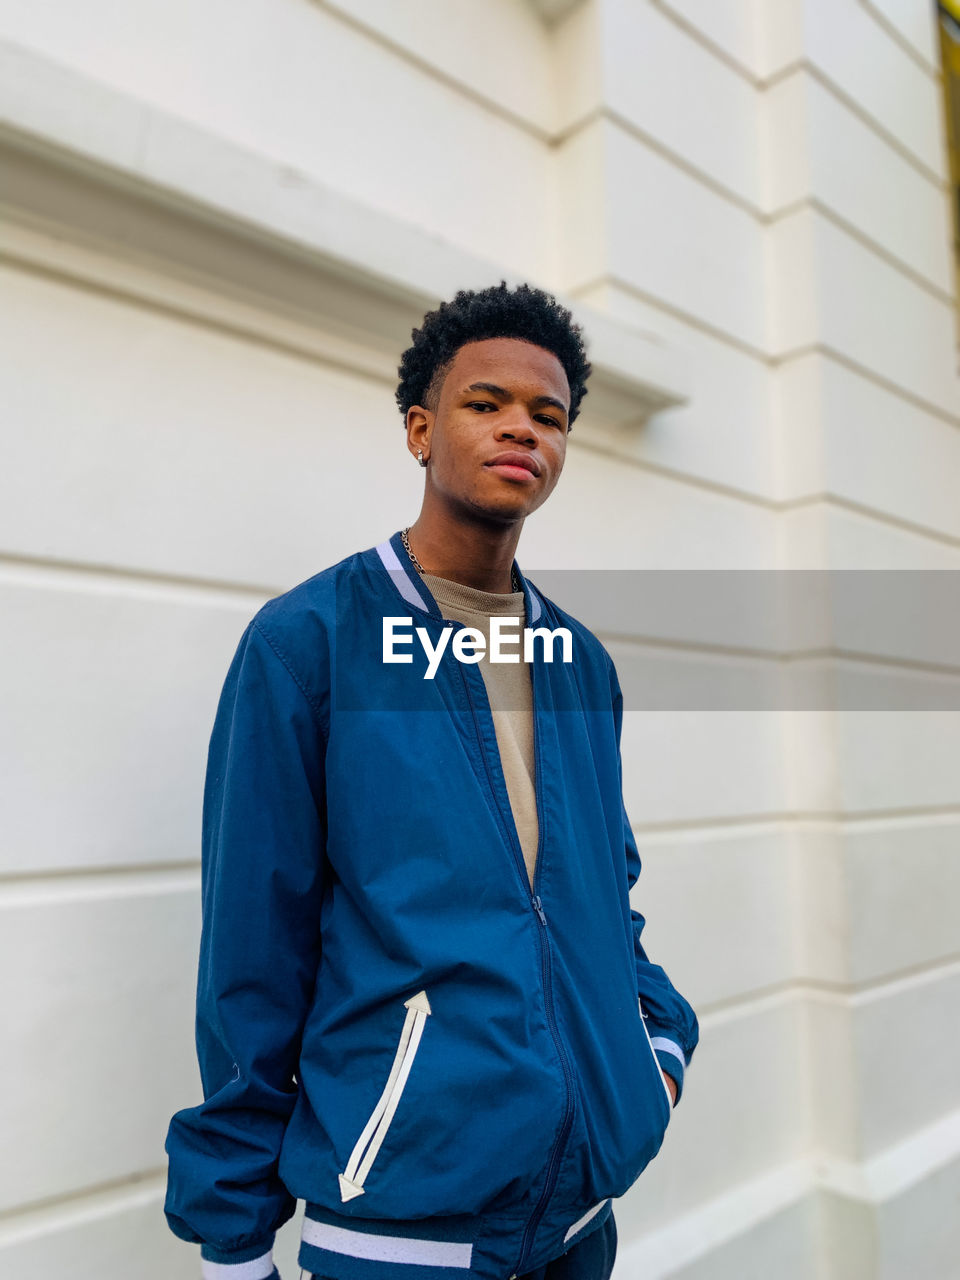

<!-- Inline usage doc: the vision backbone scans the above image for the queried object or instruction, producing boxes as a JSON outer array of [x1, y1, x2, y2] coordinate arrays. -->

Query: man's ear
[[406, 406, 433, 462]]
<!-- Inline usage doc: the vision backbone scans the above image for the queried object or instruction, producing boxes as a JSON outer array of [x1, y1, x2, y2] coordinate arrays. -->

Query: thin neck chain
[[401, 528, 520, 593]]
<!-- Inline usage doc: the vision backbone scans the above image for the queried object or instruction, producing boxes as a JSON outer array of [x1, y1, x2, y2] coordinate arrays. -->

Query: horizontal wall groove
[[766, 196, 807, 223], [648, 0, 762, 87], [760, 62, 947, 190], [603, 631, 960, 679], [629, 804, 960, 839], [567, 273, 770, 362], [627, 1116, 960, 1278], [696, 956, 960, 1022], [569, 434, 779, 509], [0, 866, 200, 907], [783, 491, 960, 548], [785, 60, 947, 188], [831, 802, 960, 823], [762, 57, 808, 91], [847, 953, 960, 1004], [313, 0, 552, 142], [642, 1, 942, 105], [0, 550, 278, 606], [767, 196, 956, 306], [0, 859, 200, 888], [773, 344, 960, 428], [840, 807, 960, 832], [551, 104, 604, 149], [695, 979, 810, 1022], [554, 105, 763, 218], [601, 108, 761, 219], [2, 512, 956, 632], [575, 283, 959, 429], [0, 1169, 166, 1243], [855, 0, 941, 79]]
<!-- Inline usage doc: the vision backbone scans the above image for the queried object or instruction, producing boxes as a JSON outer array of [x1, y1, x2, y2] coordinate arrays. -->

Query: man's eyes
[[466, 401, 563, 428]]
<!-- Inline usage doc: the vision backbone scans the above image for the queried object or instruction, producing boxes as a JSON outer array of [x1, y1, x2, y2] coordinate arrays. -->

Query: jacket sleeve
[[164, 616, 328, 1276], [611, 661, 699, 1106]]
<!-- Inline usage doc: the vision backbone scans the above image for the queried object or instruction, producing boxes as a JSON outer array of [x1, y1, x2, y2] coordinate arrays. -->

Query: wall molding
[[622, 1108, 960, 1278], [0, 39, 688, 438], [527, 0, 584, 26]]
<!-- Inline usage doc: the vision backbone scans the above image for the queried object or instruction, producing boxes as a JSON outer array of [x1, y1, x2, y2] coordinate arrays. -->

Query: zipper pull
[[532, 894, 547, 925]]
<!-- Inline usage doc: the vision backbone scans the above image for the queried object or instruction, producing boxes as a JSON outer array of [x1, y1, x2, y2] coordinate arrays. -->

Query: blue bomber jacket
[[164, 531, 699, 1280]]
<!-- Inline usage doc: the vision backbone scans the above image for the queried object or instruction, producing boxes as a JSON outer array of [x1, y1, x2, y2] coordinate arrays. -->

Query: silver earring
[[417, 449, 427, 468]]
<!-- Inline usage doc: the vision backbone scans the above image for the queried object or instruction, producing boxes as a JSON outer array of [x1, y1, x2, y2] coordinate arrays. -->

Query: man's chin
[[465, 496, 534, 525]]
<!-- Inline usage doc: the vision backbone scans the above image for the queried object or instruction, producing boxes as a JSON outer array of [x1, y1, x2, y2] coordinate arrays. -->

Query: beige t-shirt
[[420, 572, 539, 890]]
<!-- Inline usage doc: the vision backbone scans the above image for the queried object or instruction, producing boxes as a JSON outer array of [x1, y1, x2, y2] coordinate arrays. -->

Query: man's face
[[408, 337, 571, 525]]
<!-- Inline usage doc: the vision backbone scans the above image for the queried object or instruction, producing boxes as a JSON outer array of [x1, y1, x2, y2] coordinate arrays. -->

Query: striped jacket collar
[[374, 530, 543, 624]]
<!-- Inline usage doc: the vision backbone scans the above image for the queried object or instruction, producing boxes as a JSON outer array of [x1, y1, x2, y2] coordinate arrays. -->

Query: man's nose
[[497, 412, 539, 445]]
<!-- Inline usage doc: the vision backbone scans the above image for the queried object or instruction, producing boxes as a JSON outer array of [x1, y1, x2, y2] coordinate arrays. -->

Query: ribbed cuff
[[648, 1031, 687, 1106], [200, 1232, 277, 1278]]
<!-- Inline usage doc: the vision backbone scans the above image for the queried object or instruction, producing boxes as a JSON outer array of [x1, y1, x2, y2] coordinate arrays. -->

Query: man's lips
[[484, 452, 541, 481]]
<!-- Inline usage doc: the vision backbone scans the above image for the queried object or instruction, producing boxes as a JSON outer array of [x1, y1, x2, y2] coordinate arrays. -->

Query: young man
[[164, 283, 699, 1280]]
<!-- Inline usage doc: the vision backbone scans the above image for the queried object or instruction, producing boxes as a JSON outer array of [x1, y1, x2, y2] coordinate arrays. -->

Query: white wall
[[0, 1, 957, 1277]]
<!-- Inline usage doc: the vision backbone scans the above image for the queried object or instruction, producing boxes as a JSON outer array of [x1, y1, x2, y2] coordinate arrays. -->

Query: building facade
[[1, 2, 958, 1276]]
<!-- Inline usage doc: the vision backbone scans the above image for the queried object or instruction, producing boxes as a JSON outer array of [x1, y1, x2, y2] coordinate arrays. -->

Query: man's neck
[[404, 514, 521, 594]]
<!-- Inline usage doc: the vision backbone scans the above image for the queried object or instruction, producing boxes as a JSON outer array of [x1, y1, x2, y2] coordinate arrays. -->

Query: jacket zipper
[[455, 648, 575, 1275], [516, 888, 575, 1273]]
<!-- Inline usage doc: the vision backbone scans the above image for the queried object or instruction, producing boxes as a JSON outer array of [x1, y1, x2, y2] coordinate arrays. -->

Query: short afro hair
[[396, 281, 592, 428]]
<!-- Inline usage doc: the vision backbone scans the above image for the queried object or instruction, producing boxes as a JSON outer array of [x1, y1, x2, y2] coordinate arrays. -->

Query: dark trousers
[[517, 1211, 618, 1280], [307, 1210, 618, 1280]]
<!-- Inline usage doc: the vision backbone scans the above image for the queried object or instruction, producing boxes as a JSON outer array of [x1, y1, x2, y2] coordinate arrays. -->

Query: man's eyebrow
[[465, 382, 568, 415]]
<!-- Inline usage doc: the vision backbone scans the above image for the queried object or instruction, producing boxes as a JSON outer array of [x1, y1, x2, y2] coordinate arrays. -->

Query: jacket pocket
[[338, 990, 432, 1202], [639, 997, 673, 1123]]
